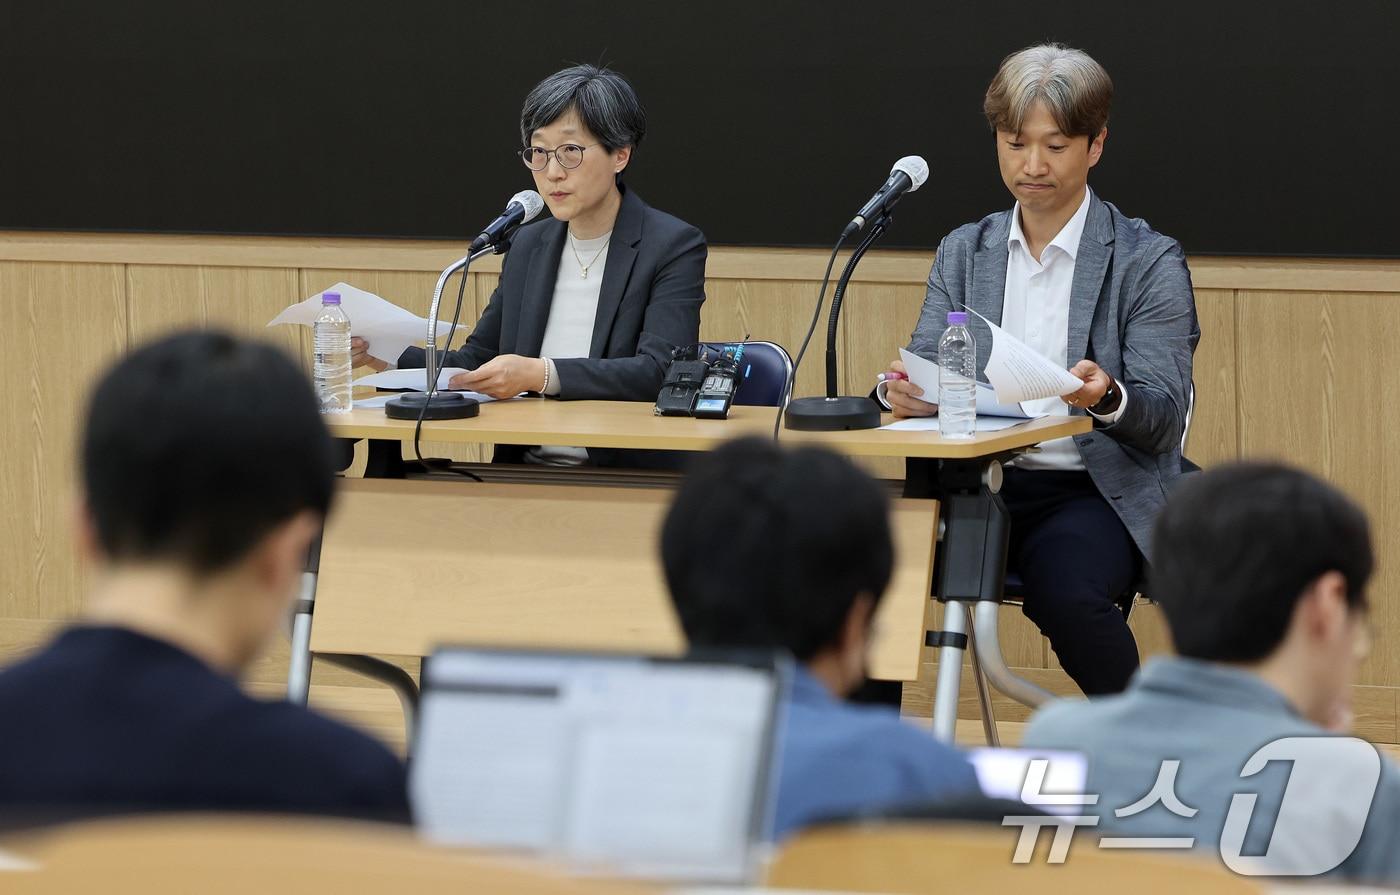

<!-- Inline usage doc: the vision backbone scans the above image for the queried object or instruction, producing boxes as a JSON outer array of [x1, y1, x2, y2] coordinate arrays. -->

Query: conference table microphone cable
[[772, 229, 852, 441]]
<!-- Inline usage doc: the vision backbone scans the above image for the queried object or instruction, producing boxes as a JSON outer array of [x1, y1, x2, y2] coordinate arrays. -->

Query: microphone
[[847, 156, 929, 233], [469, 190, 545, 251]]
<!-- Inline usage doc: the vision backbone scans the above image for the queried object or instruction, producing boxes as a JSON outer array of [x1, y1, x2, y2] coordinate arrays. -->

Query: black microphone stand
[[784, 210, 892, 431], [385, 238, 509, 421]]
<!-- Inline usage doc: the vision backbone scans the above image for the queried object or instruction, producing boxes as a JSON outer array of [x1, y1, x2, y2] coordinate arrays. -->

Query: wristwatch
[[1089, 381, 1122, 416]]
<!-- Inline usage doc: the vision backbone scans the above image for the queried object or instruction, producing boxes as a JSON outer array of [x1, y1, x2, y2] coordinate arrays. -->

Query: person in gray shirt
[[1023, 462, 1398, 885]]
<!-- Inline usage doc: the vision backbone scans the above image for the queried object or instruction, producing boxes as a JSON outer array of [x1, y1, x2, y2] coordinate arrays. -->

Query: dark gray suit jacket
[[907, 194, 1199, 560], [399, 186, 706, 466]]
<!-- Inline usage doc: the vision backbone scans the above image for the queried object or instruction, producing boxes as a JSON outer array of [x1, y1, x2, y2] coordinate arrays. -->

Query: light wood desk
[[2, 814, 654, 894], [308, 400, 1089, 744], [328, 399, 1085, 459]]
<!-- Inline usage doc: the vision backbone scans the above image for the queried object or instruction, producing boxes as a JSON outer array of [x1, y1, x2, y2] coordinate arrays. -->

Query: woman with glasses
[[352, 64, 707, 466]]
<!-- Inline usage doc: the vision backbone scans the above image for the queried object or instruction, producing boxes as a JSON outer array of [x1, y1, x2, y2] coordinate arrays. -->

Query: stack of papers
[[971, 308, 1084, 404], [267, 282, 464, 364], [350, 368, 498, 408], [353, 368, 474, 392], [882, 313, 1085, 433]]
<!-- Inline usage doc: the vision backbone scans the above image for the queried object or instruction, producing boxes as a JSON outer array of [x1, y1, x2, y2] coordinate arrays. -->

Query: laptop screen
[[410, 647, 788, 883], [968, 747, 1090, 817]]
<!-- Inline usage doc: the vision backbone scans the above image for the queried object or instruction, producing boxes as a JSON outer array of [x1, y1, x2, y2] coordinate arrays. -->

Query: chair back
[[699, 340, 793, 407], [765, 822, 1263, 895]]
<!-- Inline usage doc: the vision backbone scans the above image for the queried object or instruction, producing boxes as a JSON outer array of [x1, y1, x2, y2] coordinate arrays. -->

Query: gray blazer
[[907, 194, 1199, 560], [1023, 657, 1400, 885]]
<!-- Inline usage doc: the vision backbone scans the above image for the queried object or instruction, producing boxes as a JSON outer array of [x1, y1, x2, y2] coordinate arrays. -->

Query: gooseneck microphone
[[846, 156, 930, 236], [470, 190, 546, 251], [782, 156, 931, 432], [384, 190, 543, 424]]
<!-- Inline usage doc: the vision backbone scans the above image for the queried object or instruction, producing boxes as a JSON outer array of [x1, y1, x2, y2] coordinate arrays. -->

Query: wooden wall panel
[[841, 281, 928, 393], [1237, 291, 1400, 687], [5, 236, 1400, 739], [126, 266, 303, 361], [701, 279, 846, 399], [1186, 288, 1239, 466], [0, 262, 127, 622]]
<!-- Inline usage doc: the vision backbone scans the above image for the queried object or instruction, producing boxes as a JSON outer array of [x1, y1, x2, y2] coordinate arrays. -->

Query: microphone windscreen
[[511, 190, 546, 222], [891, 156, 930, 191]]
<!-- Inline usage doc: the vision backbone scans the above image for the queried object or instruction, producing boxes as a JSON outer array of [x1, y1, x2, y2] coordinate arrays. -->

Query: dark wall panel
[[1, 1, 1395, 256]]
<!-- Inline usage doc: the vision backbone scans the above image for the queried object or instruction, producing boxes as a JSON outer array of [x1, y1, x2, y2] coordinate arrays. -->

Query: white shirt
[[1002, 187, 1126, 471], [526, 230, 611, 466]]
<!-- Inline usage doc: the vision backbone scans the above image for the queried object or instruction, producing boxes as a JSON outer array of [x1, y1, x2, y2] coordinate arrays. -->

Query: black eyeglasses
[[520, 143, 599, 171]]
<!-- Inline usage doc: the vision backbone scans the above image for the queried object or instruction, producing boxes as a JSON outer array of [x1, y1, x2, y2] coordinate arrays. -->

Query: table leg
[[931, 600, 968, 741], [914, 458, 1011, 743], [286, 531, 322, 705], [364, 438, 407, 478]]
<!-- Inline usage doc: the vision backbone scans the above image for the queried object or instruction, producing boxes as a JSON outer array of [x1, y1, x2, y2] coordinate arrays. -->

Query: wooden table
[[305, 399, 1089, 744], [328, 399, 1084, 459]]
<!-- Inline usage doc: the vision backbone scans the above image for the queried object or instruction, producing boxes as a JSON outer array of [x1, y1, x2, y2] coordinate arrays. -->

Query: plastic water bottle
[[313, 291, 353, 414], [938, 310, 977, 438]]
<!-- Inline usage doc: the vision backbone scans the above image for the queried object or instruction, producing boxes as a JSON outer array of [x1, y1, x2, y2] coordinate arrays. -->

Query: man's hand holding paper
[[882, 359, 938, 420], [970, 309, 1085, 405], [1063, 359, 1113, 410]]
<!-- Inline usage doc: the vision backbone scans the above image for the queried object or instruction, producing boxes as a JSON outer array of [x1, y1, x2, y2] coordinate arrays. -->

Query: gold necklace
[[569, 233, 611, 279]]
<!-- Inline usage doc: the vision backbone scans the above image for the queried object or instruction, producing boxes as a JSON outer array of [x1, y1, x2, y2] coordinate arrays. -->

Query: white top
[[526, 230, 611, 466], [1002, 187, 1126, 471]]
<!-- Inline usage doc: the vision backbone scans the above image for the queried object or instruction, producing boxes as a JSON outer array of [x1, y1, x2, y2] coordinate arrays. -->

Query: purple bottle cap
[[947, 310, 969, 325], [321, 291, 341, 305]]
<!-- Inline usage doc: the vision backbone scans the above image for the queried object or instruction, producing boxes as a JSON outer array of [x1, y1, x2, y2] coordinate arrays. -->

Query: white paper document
[[880, 416, 1030, 433], [964, 309, 1084, 404], [347, 393, 397, 409], [267, 282, 463, 364], [352, 367, 474, 392], [352, 367, 511, 408], [897, 348, 1046, 420]]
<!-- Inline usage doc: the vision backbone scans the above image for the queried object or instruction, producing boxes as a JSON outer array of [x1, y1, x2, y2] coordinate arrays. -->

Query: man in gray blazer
[[882, 44, 1198, 694], [1023, 463, 1397, 885]]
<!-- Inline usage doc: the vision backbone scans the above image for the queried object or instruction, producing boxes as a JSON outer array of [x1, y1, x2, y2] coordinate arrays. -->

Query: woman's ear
[[613, 145, 632, 174]]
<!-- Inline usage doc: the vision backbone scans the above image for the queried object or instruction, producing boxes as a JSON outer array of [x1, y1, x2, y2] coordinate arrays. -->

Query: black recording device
[[654, 343, 745, 419], [693, 344, 743, 419]]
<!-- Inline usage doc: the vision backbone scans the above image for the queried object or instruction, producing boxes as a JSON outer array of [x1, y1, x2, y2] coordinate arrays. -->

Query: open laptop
[[410, 646, 790, 884]]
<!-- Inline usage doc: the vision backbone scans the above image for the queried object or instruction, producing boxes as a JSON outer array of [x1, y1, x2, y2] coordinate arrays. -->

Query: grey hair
[[519, 64, 647, 153], [983, 44, 1112, 140]]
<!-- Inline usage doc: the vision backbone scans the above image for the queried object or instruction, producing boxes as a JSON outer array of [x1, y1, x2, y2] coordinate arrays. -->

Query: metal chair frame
[[964, 384, 1196, 745]]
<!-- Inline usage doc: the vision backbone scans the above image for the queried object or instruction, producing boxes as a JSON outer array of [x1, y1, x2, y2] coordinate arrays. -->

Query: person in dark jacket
[[354, 64, 706, 467], [0, 331, 409, 827]]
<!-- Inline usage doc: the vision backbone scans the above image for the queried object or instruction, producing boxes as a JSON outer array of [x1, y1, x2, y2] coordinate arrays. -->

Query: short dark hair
[[519, 64, 647, 153], [81, 331, 335, 574], [661, 438, 894, 661], [1150, 462, 1372, 663]]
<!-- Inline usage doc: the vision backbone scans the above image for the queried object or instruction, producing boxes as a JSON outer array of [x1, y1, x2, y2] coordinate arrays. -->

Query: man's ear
[[72, 495, 104, 566], [839, 593, 877, 655], [1297, 570, 1350, 643], [249, 511, 320, 596], [1087, 126, 1107, 169]]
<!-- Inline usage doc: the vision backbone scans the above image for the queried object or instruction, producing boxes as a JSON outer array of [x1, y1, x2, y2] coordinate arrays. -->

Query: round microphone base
[[784, 395, 881, 431], [384, 391, 480, 421]]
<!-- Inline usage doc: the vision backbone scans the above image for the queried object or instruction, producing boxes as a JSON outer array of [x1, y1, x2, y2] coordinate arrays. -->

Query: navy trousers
[[1001, 467, 1142, 696]]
